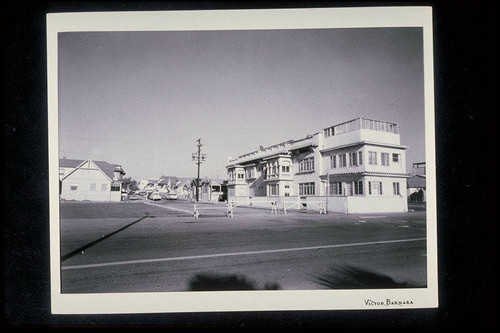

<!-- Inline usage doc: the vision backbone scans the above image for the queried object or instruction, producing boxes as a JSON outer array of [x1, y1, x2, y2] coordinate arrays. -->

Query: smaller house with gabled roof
[[59, 158, 125, 201], [406, 161, 426, 202], [191, 177, 228, 202]]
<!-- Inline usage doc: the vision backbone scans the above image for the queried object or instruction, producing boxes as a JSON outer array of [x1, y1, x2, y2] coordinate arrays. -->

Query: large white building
[[226, 117, 409, 213], [59, 158, 125, 202]]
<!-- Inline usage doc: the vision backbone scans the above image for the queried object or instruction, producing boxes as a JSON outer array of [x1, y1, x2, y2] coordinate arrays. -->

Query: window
[[246, 169, 254, 179], [345, 183, 353, 196], [354, 181, 363, 195], [299, 157, 314, 172], [369, 181, 383, 195], [329, 182, 342, 195], [90, 183, 96, 191], [101, 184, 107, 192], [268, 184, 279, 196], [381, 153, 390, 166], [299, 182, 315, 196], [237, 173, 244, 179], [111, 184, 121, 191], [369, 151, 378, 165], [393, 182, 400, 195], [350, 152, 358, 166], [70, 184, 78, 191], [330, 155, 337, 168], [282, 165, 290, 173], [358, 151, 363, 165], [392, 154, 400, 163], [340, 154, 347, 167]]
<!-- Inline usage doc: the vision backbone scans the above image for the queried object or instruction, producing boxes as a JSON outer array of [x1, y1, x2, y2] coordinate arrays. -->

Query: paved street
[[60, 199, 427, 293]]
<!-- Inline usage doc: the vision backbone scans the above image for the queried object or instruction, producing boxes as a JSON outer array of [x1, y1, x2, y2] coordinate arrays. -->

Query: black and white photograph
[[47, 7, 438, 313]]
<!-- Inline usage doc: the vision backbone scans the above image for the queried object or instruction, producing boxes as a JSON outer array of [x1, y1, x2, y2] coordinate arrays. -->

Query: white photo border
[[47, 6, 437, 314]]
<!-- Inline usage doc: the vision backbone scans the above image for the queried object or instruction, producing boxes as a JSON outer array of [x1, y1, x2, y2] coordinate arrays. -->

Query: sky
[[58, 27, 425, 181]]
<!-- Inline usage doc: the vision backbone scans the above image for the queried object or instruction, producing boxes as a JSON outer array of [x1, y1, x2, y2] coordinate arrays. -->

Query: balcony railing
[[323, 117, 399, 138]]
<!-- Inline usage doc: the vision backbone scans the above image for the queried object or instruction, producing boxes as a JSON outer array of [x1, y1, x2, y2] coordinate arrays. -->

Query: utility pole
[[191, 139, 206, 202]]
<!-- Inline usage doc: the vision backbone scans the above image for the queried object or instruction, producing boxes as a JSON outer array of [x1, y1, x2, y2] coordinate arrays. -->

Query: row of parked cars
[[150, 191, 178, 201], [127, 191, 178, 201]]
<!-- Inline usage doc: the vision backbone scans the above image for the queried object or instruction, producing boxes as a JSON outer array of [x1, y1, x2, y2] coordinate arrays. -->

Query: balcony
[[264, 172, 293, 182]]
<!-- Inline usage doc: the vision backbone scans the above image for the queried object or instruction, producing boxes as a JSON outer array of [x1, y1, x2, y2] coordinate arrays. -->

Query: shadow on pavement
[[61, 214, 152, 262], [186, 264, 425, 291], [187, 272, 280, 291], [314, 264, 425, 289]]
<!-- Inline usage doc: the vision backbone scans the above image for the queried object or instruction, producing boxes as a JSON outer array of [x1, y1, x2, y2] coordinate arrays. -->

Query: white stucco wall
[[362, 145, 406, 174], [345, 196, 408, 213]]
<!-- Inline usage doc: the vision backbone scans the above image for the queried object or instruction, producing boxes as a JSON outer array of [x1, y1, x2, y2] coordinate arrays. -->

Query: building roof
[[59, 158, 124, 180], [227, 117, 403, 168], [227, 134, 318, 167], [407, 174, 426, 188], [158, 176, 193, 186], [198, 177, 227, 186], [59, 158, 84, 168]]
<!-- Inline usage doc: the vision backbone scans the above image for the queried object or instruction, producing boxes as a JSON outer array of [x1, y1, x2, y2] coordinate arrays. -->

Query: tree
[[121, 177, 138, 194]]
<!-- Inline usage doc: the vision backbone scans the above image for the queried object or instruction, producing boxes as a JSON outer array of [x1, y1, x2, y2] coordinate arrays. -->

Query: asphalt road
[[59, 199, 427, 293]]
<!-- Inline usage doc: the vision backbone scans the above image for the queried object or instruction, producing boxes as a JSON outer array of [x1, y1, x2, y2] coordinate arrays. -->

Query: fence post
[[271, 201, 277, 215], [283, 202, 287, 215], [227, 201, 233, 218], [193, 204, 199, 219]]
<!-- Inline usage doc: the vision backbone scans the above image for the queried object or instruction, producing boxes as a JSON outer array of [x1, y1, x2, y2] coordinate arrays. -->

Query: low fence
[[229, 196, 327, 215], [193, 202, 233, 219], [192, 197, 327, 218], [228, 195, 407, 214]]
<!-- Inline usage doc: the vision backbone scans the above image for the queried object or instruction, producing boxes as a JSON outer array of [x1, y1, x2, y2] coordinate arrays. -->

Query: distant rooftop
[[407, 174, 426, 188]]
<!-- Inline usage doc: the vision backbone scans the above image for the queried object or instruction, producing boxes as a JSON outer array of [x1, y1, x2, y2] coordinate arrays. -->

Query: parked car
[[166, 193, 178, 200], [151, 192, 162, 201]]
